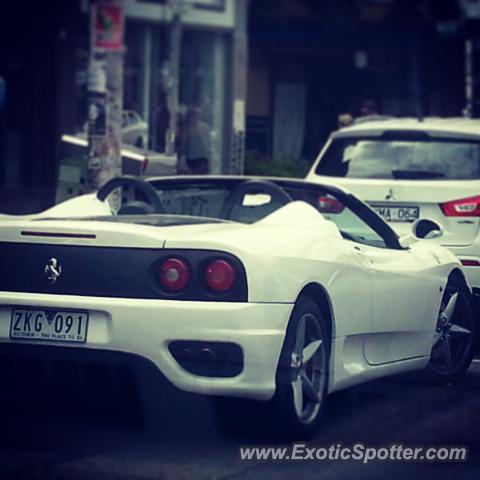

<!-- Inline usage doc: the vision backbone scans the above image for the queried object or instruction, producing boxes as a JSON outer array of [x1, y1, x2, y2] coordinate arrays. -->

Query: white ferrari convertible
[[0, 176, 477, 437]]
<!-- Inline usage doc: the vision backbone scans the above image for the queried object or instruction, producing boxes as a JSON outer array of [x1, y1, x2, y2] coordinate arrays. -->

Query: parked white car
[[122, 110, 148, 148], [307, 117, 480, 291], [83, 110, 148, 148]]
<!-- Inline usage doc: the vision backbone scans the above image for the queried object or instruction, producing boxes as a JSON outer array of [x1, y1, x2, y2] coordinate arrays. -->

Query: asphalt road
[[1, 361, 479, 480]]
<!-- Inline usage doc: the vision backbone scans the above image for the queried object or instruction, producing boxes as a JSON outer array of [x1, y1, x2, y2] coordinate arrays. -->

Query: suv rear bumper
[[447, 245, 480, 288]]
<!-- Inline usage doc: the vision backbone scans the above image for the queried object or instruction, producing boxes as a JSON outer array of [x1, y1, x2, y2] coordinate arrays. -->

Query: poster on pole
[[87, 96, 107, 136], [92, 2, 125, 52]]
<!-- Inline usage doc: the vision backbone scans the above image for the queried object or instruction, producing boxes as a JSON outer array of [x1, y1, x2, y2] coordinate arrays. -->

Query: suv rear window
[[315, 137, 480, 180]]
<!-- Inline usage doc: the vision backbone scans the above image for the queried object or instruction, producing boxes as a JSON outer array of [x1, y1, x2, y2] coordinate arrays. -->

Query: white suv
[[306, 117, 480, 290]]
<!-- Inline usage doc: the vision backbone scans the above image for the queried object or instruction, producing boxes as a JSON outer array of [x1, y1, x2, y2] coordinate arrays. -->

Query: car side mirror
[[399, 218, 444, 248]]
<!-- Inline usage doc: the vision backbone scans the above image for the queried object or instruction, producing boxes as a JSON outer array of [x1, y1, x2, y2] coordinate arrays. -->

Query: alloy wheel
[[290, 313, 327, 424], [430, 287, 474, 376]]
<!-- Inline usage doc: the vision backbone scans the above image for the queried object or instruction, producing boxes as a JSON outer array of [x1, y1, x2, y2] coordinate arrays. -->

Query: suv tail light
[[160, 258, 191, 292], [205, 259, 236, 292], [440, 195, 480, 217], [461, 259, 480, 267], [318, 196, 345, 214]]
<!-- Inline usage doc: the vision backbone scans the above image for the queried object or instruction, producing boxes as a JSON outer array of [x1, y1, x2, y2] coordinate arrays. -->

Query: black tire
[[212, 297, 330, 440], [271, 297, 330, 438], [423, 276, 477, 384]]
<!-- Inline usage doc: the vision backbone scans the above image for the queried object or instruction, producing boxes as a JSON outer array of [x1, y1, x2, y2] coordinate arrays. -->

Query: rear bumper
[[0, 292, 293, 401]]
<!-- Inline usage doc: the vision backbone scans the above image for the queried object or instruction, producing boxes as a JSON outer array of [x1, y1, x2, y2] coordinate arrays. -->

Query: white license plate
[[10, 308, 89, 343], [372, 205, 420, 223]]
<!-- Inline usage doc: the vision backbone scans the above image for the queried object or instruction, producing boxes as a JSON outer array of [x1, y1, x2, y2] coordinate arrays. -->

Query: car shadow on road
[[1, 360, 480, 480]]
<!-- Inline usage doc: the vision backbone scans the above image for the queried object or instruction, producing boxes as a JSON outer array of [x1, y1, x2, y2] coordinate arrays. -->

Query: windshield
[[316, 137, 480, 180]]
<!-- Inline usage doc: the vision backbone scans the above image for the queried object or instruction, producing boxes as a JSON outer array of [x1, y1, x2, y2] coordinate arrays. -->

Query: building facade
[[246, 0, 467, 167], [0, 0, 248, 212]]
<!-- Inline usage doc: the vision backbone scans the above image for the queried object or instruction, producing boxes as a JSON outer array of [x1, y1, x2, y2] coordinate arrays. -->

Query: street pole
[[465, 39, 473, 118], [230, 0, 249, 174], [87, 0, 125, 207], [164, 0, 184, 157]]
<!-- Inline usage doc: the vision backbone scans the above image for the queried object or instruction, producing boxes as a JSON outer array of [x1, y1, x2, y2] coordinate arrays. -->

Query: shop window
[[74, 22, 229, 174], [179, 30, 228, 174]]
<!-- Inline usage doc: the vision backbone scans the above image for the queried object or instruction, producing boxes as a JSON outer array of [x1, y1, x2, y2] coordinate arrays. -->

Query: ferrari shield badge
[[44, 258, 62, 284]]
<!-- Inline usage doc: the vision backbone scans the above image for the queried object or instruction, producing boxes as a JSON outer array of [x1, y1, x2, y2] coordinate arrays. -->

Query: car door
[[321, 192, 440, 365], [354, 243, 441, 364]]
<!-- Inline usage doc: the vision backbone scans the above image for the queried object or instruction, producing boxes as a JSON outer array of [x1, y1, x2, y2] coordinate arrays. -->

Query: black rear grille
[[0, 242, 160, 299], [0, 242, 247, 301]]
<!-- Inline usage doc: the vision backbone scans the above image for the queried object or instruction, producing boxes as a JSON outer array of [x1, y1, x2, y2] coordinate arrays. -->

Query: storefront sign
[[139, 0, 224, 10], [234, 99, 245, 133], [93, 2, 125, 51], [191, 0, 225, 11], [126, 0, 233, 29], [460, 0, 480, 19]]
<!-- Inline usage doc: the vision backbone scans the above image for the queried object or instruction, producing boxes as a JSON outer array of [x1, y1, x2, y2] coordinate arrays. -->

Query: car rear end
[[306, 119, 480, 289], [0, 219, 292, 403]]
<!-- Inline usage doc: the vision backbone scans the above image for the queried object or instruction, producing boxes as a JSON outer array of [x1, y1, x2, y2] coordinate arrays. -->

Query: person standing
[[183, 106, 212, 174]]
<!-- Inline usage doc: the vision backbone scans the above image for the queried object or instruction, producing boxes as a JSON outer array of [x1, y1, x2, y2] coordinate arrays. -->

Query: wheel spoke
[[292, 377, 304, 417], [443, 293, 458, 323], [432, 331, 442, 345], [431, 344, 442, 360], [303, 339, 323, 364], [438, 337, 454, 372], [449, 323, 471, 335], [294, 318, 306, 358], [301, 371, 321, 403]]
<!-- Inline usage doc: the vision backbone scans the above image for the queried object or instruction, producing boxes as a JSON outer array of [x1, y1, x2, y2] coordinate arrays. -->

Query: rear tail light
[[318, 196, 345, 214], [461, 259, 480, 267], [153, 251, 247, 301], [160, 258, 191, 292], [205, 259, 236, 292], [440, 195, 480, 217]]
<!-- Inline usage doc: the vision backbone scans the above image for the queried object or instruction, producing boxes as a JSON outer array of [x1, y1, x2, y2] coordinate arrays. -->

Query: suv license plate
[[372, 205, 420, 223]]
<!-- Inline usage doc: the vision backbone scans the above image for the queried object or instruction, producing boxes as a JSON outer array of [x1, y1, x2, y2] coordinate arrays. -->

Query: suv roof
[[333, 117, 480, 141]]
